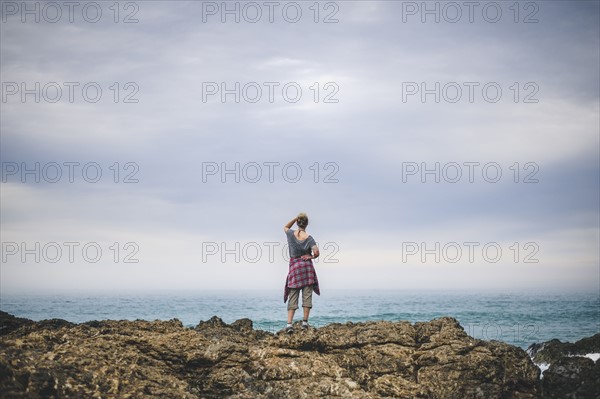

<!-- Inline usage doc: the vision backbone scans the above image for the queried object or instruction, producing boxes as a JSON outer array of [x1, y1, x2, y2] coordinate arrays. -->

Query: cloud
[[1, 1, 598, 293]]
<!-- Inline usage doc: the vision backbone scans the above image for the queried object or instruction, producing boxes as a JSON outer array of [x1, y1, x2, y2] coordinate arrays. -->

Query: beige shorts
[[287, 285, 313, 310]]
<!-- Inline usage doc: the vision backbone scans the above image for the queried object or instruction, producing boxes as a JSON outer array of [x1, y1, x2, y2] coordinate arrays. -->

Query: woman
[[283, 213, 320, 333]]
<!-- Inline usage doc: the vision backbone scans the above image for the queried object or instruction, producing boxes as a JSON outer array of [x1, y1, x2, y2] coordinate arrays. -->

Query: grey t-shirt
[[286, 229, 317, 258]]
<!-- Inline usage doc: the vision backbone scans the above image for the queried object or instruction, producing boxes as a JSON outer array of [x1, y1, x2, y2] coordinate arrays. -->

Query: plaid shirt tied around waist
[[283, 257, 321, 303]]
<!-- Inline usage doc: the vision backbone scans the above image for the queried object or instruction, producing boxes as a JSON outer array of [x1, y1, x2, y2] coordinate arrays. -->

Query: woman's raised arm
[[284, 216, 297, 233]]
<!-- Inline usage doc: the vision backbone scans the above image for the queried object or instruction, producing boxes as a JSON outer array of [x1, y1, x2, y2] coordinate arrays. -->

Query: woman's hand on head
[[284, 216, 299, 233]]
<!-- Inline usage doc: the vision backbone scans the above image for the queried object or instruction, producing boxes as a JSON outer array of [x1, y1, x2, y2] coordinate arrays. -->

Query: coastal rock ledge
[[0, 311, 542, 398]]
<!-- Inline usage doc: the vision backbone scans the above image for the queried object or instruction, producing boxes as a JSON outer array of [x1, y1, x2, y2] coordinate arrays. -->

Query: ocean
[[1, 290, 598, 350]]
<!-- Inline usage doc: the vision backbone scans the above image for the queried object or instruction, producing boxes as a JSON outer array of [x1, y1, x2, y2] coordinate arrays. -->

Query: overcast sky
[[1, 1, 598, 294]]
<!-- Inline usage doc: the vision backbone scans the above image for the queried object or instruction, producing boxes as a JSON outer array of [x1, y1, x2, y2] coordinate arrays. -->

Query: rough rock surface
[[0, 311, 542, 398], [528, 334, 600, 399]]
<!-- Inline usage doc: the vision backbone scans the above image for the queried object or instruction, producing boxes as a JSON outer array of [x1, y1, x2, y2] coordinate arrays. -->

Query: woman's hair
[[297, 212, 309, 229]]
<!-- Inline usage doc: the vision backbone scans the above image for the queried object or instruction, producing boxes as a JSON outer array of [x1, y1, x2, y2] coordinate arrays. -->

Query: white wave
[[584, 353, 600, 362], [568, 353, 600, 363], [535, 362, 550, 379]]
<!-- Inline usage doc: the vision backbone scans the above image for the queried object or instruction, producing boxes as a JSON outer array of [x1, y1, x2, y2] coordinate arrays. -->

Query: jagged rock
[[230, 318, 253, 332], [528, 333, 600, 398], [196, 315, 228, 330], [528, 334, 600, 365], [0, 310, 544, 398], [0, 311, 34, 336], [543, 357, 600, 399]]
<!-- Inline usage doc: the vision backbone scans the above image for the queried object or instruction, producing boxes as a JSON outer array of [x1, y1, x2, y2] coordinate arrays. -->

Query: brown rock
[[0, 311, 542, 398]]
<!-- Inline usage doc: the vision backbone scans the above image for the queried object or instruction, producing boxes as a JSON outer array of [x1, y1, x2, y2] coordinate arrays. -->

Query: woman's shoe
[[285, 325, 294, 334]]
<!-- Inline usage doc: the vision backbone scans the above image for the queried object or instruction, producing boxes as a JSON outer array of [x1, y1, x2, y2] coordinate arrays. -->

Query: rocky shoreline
[[527, 333, 600, 399], [0, 311, 597, 398]]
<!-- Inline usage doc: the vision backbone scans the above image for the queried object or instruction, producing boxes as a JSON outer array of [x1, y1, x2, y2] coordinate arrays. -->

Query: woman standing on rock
[[283, 213, 320, 333]]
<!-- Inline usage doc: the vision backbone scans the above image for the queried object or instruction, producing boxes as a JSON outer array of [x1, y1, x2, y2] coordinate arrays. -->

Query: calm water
[[1, 290, 598, 349]]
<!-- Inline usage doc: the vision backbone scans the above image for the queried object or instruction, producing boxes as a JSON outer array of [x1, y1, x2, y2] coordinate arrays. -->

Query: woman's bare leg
[[287, 309, 295, 324], [303, 306, 311, 321]]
